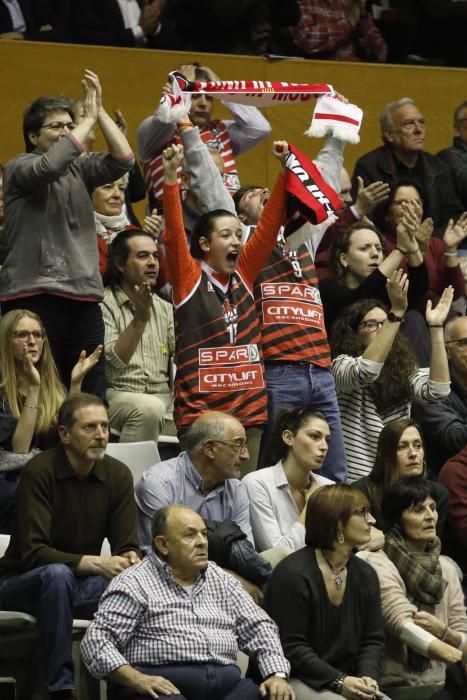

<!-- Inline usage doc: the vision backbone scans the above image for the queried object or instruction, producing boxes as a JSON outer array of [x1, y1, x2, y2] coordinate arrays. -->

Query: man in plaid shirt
[[82, 505, 294, 699]]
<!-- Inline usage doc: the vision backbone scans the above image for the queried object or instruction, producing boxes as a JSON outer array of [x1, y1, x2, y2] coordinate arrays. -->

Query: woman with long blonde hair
[[0, 309, 100, 532]]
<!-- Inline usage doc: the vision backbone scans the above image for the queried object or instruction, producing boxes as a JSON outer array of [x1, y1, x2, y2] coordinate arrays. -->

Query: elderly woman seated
[[351, 419, 449, 551], [361, 477, 467, 699], [264, 484, 389, 700]]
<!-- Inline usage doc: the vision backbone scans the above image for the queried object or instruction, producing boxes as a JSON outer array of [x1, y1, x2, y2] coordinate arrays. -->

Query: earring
[[336, 530, 345, 544]]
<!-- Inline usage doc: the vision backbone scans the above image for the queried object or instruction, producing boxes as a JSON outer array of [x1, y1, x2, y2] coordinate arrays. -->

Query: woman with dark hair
[[362, 477, 467, 696], [330, 271, 452, 482], [381, 179, 466, 304], [264, 484, 388, 700], [242, 408, 334, 552], [161, 140, 287, 472], [318, 203, 428, 331], [352, 419, 449, 550]]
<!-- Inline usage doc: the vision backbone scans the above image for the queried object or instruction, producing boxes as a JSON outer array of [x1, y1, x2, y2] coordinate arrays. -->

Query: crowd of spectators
[[2, 1, 467, 67], [0, 56, 467, 700]]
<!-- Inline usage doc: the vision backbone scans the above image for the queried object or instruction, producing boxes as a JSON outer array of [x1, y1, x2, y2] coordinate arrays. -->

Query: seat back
[[105, 440, 161, 485]]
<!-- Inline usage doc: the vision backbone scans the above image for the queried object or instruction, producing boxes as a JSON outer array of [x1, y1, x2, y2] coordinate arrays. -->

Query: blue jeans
[[263, 363, 347, 482], [107, 664, 260, 700], [0, 563, 108, 692]]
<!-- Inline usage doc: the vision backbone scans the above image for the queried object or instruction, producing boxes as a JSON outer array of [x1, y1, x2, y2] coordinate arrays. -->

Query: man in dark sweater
[[0, 393, 140, 700], [352, 97, 463, 237]]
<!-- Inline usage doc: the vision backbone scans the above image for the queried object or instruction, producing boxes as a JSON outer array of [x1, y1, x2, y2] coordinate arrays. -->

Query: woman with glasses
[[264, 483, 389, 700], [0, 309, 100, 533], [351, 419, 449, 551], [361, 477, 467, 698], [0, 70, 134, 400], [381, 179, 466, 306], [330, 272, 452, 482], [242, 408, 334, 553]]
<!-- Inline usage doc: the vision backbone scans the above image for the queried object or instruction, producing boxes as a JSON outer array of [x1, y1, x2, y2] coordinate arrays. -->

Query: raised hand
[[443, 212, 467, 250], [162, 143, 184, 183], [386, 269, 409, 316], [272, 140, 289, 167], [355, 177, 390, 216], [113, 108, 128, 136], [20, 344, 41, 387], [133, 282, 153, 323], [426, 286, 454, 326], [83, 69, 102, 111], [70, 345, 103, 388], [415, 217, 434, 246], [396, 200, 421, 253], [143, 210, 163, 238]]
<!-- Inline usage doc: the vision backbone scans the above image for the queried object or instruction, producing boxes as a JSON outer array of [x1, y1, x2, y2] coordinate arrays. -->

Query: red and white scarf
[[160, 71, 363, 144]]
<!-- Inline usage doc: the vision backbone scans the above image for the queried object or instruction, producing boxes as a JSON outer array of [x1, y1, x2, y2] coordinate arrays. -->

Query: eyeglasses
[[352, 507, 373, 522], [398, 119, 425, 132], [357, 319, 385, 332], [212, 439, 248, 453], [12, 330, 46, 341], [445, 337, 467, 347], [40, 121, 76, 133]]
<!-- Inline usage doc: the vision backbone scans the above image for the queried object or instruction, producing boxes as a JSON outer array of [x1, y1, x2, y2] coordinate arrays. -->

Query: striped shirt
[[81, 550, 290, 680], [101, 286, 175, 395], [332, 355, 451, 483], [134, 451, 252, 551]]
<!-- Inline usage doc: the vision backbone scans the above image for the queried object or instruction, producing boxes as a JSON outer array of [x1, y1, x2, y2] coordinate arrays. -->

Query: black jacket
[[352, 144, 463, 237]]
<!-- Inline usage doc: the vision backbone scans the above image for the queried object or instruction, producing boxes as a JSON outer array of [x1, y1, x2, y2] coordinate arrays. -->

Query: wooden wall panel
[[1, 40, 466, 207]]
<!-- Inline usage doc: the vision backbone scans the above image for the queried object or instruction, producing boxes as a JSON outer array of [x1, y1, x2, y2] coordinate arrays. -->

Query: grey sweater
[[0, 133, 134, 301]]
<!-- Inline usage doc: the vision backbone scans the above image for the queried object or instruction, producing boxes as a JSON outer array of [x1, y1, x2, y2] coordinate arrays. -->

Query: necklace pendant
[[335, 573, 344, 589]]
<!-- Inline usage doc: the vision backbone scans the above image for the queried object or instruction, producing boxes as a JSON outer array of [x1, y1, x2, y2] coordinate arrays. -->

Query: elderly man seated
[[81, 505, 295, 700], [135, 411, 252, 551]]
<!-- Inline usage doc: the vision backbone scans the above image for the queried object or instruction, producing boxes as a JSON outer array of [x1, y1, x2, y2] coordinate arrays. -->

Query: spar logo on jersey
[[261, 282, 322, 304], [199, 344, 259, 366]]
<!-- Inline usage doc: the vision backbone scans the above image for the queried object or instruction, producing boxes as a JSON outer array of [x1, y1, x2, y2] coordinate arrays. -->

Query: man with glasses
[[438, 100, 467, 210], [352, 97, 463, 236], [135, 410, 251, 552], [0, 70, 134, 399], [134, 410, 268, 600], [414, 316, 467, 475]]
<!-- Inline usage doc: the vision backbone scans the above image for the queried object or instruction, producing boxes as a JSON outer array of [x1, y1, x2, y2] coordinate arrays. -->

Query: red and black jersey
[[162, 174, 286, 428], [253, 230, 330, 367]]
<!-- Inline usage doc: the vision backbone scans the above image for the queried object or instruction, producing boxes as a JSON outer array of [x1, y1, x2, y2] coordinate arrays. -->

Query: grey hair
[[184, 416, 230, 456], [453, 100, 467, 126], [380, 98, 416, 139]]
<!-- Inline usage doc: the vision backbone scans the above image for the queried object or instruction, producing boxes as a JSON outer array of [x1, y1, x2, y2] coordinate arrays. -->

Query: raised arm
[[239, 141, 287, 284], [425, 286, 453, 384], [10, 347, 41, 454], [362, 270, 408, 364], [83, 70, 133, 160], [161, 143, 200, 303]]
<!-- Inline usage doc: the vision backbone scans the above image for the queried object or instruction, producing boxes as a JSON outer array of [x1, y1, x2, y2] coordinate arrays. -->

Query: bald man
[[82, 505, 294, 700], [135, 411, 252, 552], [414, 316, 467, 474]]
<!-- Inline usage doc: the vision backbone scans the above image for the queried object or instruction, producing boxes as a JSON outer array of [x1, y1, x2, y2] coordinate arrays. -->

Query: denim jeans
[[263, 363, 347, 482], [1, 295, 106, 399], [107, 663, 261, 700], [0, 563, 108, 692]]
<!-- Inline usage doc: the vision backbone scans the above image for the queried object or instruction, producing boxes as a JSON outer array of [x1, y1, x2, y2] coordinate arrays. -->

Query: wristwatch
[[268, 672, 288, 679], [387, 311, 404, 323]]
